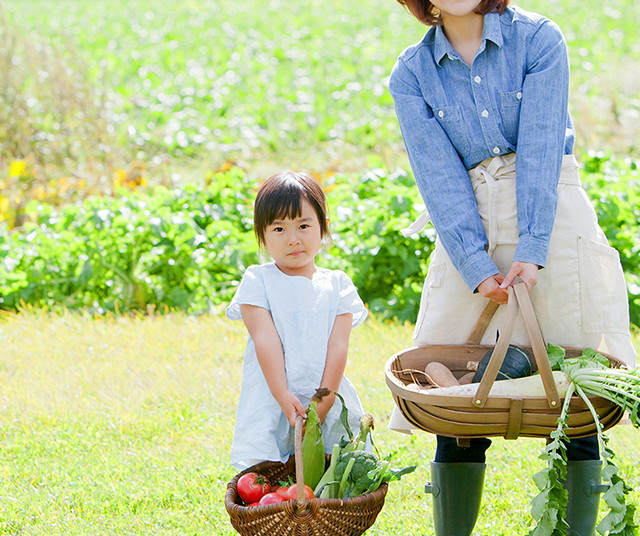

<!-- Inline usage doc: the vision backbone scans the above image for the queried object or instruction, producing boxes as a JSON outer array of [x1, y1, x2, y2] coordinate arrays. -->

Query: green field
[[2, 0, 639, 179], [1, 1, 639, 534], [0, 312, 638, 535]]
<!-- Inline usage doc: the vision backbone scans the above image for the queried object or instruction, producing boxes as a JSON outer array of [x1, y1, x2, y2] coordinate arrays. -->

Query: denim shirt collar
[[433, 12, 503, 65]]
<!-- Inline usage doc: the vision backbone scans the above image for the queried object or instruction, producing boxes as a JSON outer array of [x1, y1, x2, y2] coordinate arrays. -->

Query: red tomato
[[275, 486, 290, 499], [237, 472, 271, 505], [246, 501, 260, 507], [284, 484, 315, 501], [258, 492, 284, 506]]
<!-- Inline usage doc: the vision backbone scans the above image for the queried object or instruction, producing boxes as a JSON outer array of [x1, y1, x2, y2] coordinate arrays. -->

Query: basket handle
[[294, 414, 308, 506], [472, 282, 560, 409], [472, 286, 518, 406], [466, 300, 500, 345], [513, 283, 560, 409]]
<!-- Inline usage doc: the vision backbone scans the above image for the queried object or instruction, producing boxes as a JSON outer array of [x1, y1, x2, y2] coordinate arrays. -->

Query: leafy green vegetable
[[528, 383, 572, 536], [545, 343, 568, 371], [313, 443, 341, 499], [547, 343, 640, 428], [335, 450, 379, 497], [528, 345, 639, 535], [314, 395, 416, 499]]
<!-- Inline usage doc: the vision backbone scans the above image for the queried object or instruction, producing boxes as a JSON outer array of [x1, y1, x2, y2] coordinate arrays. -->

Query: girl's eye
[[272, 226, 284, 233], [299, 224, 310, 230]]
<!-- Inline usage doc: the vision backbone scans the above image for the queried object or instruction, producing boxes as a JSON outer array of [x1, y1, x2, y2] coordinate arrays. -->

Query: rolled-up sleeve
[[514, 20, 569, 267], [389, 59, 499, 291]]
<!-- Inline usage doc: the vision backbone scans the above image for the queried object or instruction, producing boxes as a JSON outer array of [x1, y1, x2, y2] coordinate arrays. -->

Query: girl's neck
[[441, 13, 484, 67], [274, 261, 317, 279]]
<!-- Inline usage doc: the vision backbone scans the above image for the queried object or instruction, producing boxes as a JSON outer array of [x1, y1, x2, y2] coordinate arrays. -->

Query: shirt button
[[474, 75, 482, 84], [493, 147, 500, 154], [517, 92, 522, 99], [438, 110, 444, 118], [481, 109, 489, 118]]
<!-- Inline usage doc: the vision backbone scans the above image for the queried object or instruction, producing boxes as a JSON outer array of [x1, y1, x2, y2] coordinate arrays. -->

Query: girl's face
[[263, 199, 324, 278], [430, 0, 482, 20]]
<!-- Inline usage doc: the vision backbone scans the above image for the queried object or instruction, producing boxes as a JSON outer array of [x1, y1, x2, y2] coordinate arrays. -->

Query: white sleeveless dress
[[227, 262, 368, 469]]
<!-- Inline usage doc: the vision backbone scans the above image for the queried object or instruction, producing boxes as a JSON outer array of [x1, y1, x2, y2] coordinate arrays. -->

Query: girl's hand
[[501, 261, 539, 291], [477, 274, 509, 304], [315, 391, 336, 424], [277, 391, 306, 427]]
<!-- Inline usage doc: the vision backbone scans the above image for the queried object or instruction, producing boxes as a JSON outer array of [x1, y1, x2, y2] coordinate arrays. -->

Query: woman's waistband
[[401, 153, 580, 237], [470, 153, 580, 185]]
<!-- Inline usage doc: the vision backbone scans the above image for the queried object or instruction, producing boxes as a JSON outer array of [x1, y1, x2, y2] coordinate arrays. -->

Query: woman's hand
[[501, 261, 539, 290], [477, 274, 509, 304], [276, 391, 307, 427]]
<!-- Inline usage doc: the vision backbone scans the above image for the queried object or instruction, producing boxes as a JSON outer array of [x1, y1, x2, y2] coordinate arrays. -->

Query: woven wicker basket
[[225, 416, 388, 536], [385, 283, 625, 440]]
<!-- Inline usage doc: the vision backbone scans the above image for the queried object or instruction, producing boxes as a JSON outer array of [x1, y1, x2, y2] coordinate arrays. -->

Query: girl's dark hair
[[254, 171, 329, 248], [396, 0, 509, 26]]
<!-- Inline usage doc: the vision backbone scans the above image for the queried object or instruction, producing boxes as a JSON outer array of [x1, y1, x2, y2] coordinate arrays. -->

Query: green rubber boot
[[425, 462, 486, 536], [564, 460, 608, 536]]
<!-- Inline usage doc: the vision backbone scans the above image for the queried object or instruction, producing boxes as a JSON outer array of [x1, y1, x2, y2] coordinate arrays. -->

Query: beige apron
[[389, 153, 636, 433]]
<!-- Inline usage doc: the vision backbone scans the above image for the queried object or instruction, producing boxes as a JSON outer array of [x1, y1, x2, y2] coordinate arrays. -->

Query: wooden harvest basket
[[225, 416, 388, 536], [385, 283, 625, 440]]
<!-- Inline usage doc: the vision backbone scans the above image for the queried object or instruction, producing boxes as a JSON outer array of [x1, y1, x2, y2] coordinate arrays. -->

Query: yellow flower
[[323, 183, 336, 193], [113, 169, 127, 189], [0, 196, 9, 216], [9, 160, 27, 178]]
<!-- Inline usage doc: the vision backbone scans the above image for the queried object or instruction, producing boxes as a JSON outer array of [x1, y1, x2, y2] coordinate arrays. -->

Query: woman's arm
[[389, 59, 500, 293], [513, 19, 570, 268], [240, 304, 306, 426], [316, 313, 353, 423], [500, 21, 570, 292]]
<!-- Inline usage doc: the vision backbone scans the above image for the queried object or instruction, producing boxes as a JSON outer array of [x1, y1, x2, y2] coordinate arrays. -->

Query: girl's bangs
[[269, 190, 303, 224]]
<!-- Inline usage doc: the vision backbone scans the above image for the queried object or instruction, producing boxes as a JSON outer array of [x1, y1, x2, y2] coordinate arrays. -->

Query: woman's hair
[[254, 171, 329, 248], [396, 0, 509, 26]]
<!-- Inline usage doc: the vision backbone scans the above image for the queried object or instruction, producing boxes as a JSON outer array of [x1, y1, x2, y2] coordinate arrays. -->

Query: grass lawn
[[0, 311, 638, 535]]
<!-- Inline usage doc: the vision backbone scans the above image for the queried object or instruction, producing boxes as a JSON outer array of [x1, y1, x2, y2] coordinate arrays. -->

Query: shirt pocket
[[433, 105, 470, 158], [499, 89, 523, 144]]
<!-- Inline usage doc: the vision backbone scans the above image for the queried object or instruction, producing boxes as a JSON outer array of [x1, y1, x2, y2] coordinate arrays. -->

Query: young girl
[[387, 1, 636, 534], [226, 170, 368, 470]]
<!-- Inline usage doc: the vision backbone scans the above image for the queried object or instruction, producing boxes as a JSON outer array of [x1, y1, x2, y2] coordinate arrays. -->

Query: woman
[[388, 1, 636, 534]]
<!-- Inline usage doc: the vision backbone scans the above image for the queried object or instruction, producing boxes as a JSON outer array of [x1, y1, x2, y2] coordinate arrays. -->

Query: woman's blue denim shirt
[[389, 6, 574, 291]]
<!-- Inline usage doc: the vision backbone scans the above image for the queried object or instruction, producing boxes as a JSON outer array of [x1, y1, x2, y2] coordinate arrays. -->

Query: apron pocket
[[413, 261, 447, 344], [577, 236, 629, 334]]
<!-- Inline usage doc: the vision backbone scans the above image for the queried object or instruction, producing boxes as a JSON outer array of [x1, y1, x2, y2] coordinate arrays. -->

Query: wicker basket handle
[[513, 283, 560, 409], [472, 282, 560, 409], [466, 300, 500, 345], [294, 414, 308, 506]]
